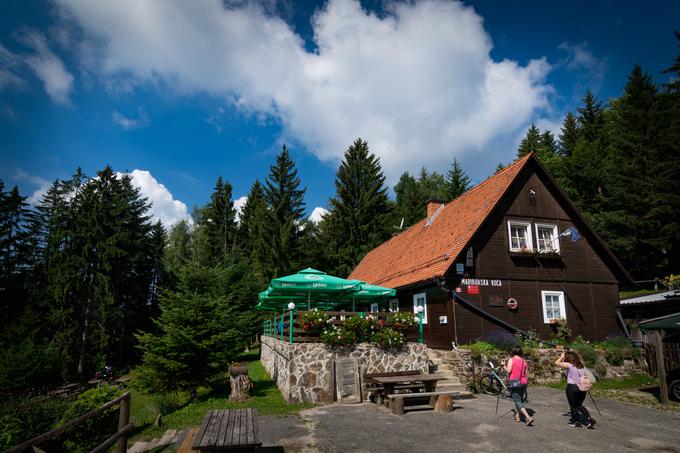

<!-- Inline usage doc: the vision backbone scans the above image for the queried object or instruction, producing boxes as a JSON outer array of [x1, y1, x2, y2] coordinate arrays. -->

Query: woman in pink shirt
[[505, 346, 534, 426]]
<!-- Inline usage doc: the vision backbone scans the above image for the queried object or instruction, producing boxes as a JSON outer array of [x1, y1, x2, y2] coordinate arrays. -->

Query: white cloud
[[0, 42, 24, 91], [112, 106, 150, 130], [16, 30, 74, 105], [233, 195, 247, 222], [557, 42, 608, 94], [309, 206, 328, 223], [55, 0, 552, 181], [124, 169, 191, 227], [14, 169, 51, 205]]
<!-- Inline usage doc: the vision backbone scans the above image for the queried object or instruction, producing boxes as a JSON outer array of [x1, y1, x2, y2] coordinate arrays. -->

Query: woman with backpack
[[505, 346, 534, 426], [555, 351, 596, 429]]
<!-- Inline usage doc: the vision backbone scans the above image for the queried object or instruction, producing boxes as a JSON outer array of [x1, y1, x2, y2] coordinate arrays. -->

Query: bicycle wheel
[[479, 373, 503, 395]]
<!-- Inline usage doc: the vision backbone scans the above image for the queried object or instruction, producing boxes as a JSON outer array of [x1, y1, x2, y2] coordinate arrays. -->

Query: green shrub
[[0, 339, 66, 397], [342, 315, 375, 339], [0, 397, 69, 450], [470, 341, 500, 360], [388, 312, 418, 333], [298, 310, 331, 332], [369, 328, 406, 349], [515, 329, 542, 349], [57, 384, 124, 453], [551, 319, 572, 343], [151, 391, 187, 417], [569, 342, 598, 367], [319, 325, 357, 347]]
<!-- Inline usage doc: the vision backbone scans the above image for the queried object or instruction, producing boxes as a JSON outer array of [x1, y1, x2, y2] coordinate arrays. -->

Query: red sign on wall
[[467, 285, 480, 294]]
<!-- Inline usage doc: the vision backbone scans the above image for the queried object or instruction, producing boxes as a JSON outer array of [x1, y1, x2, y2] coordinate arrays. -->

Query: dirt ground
[[256, 386, 680, 453]]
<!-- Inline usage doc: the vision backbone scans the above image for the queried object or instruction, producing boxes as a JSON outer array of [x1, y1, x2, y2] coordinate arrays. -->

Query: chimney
[[425, 198, 444, 219]]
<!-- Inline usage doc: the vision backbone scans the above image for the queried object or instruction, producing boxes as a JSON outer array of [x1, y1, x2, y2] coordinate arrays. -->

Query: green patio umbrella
[[267, 268, 361, 309], [340, 281, 396, 311]]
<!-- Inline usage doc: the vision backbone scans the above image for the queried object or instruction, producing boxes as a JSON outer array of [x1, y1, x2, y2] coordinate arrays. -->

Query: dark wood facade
[[391, 164, 627, 348]]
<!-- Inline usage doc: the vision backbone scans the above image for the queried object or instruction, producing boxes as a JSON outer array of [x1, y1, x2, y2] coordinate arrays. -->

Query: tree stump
[[434, 395, 453, 413], [229, 365, 252, 401]]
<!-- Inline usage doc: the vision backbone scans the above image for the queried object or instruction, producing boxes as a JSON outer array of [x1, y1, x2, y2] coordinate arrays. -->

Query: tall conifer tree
[[323, 138, 390, 276], [445, 158, 471, 200], [264, 145, 305, 278]]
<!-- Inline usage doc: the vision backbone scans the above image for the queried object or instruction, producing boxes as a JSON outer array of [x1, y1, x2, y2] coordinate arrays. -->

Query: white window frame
[[413, 292, 428, 325], [507, 220, 533, 252], [535, 223, 560, 253], [389, 298, 399, 312], [541, 290, 566, 323], [370, 303, 379, 313]]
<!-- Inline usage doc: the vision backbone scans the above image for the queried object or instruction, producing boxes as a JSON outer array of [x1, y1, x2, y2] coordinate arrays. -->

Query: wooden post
[[117, 393, 130, 453], [655, 331, 669, 404]]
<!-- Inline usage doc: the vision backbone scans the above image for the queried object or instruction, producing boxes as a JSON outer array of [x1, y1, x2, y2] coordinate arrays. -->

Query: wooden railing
[[262, 310, 418, 343], [5, 391, 132, 453]]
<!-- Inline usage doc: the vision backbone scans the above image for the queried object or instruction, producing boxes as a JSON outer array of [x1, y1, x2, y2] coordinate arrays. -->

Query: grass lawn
[[128, 350, 314, 443], [543, 373, 680, 413]]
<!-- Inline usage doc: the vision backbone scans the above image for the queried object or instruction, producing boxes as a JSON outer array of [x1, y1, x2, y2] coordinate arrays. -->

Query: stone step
[[128, 429, 179, 453]]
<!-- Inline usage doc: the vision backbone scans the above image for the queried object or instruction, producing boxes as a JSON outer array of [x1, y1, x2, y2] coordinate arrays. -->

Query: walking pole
[[587, 391, 602, 416]]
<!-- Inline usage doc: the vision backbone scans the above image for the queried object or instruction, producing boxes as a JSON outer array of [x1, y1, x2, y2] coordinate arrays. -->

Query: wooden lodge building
[[348, 153, 633, 349]]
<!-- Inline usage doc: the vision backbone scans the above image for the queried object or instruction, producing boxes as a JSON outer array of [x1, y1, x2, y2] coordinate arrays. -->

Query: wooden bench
[[387, 390, 461, 416], [363, 371, 424, 404], [192, 408, 261, 452]]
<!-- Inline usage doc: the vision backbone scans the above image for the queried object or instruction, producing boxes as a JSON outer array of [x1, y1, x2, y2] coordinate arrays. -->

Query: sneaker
[[568, 421, 582, 428], [586, 418, 596, 429]]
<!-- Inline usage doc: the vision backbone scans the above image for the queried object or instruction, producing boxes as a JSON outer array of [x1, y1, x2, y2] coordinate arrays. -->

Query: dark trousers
[[566, 383, 591, 424]]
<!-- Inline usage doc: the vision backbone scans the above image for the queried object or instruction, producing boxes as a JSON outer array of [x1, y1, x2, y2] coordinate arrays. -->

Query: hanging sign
[[467, 285, 480, 295], [455, 263, 465, 275], [507, 298, 518, 310]]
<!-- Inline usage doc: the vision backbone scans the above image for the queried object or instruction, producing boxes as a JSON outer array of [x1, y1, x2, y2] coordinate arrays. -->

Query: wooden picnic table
[[372, 373, 447, 406], [192, 408, 261, 452]]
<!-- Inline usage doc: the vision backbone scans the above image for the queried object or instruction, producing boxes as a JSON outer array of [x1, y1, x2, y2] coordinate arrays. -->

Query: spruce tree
[[394, 172, 423, 227], [494, 162, 506, 174], [517, 123, 542, 157], [559, 112, 580, 157], [205, 177, 237, 265], [134, 266, 243, 399], [165, 219, 191, 278], [239, 180, 271, 285], [264, 145, 306, 278], [0, 184, 31, 328], [445, 158, 471, 200], [323, 138, 391, 276]]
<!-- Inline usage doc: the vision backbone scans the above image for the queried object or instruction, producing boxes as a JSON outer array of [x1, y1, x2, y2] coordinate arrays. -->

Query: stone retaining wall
[[260, 336, 428, 403], [440, 347, 647, 384]]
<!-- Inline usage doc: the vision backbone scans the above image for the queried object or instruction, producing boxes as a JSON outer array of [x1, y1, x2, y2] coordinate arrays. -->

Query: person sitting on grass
[[554, 351, 596, 429]]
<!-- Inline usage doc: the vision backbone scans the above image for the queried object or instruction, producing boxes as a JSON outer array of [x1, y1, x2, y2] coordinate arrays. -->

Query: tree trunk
[[229, 374, 252, 401]]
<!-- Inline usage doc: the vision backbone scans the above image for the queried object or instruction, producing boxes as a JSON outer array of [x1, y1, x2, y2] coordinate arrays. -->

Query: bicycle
[[478, 361, 528, 402]]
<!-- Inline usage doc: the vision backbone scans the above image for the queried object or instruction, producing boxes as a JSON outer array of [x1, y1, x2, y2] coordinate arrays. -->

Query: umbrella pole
[[308, 292, 310, 310], [352, 299, 356, 312]]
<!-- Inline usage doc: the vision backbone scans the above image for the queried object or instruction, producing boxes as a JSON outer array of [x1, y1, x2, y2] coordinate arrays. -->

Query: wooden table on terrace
[[372, 373, 447, 406], [192, 408, 261, 452]]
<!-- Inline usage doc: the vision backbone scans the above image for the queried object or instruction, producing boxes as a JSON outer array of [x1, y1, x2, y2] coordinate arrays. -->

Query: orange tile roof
[[348, 154, 533, 289]]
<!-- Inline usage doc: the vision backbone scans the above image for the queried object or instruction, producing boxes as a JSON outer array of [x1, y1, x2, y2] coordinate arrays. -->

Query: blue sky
[[1, 0, 678, 226]]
